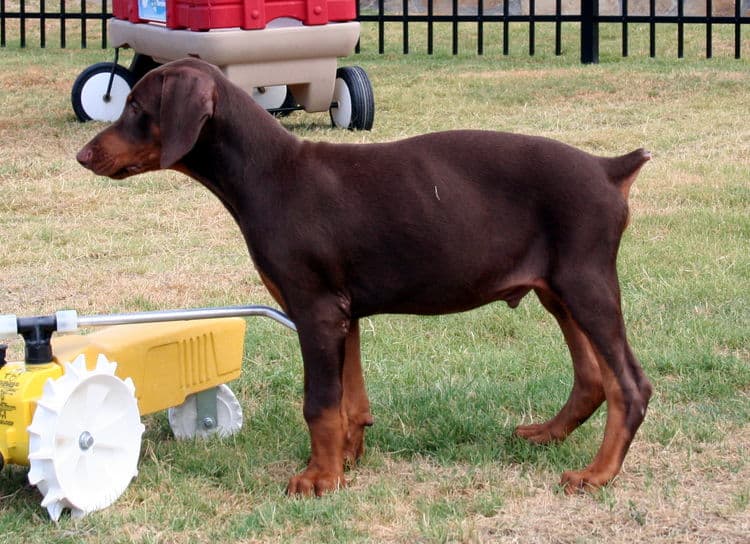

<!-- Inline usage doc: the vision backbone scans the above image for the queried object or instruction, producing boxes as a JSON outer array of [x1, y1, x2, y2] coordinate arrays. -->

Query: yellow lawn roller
[[0, 306, 295, 521]]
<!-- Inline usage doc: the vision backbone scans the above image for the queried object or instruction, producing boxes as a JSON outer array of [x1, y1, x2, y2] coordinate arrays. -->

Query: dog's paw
[[559, 469, 611, 495], [514, 423, 566, 444], [287, 468, 345, 497]]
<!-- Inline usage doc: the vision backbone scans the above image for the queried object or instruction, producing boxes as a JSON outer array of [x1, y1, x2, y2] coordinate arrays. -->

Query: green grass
[[0, 19, 748, 544]]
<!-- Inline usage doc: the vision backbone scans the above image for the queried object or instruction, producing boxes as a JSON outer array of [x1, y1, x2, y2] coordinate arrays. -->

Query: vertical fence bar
[[19, 0, 25, 47], [478, 0, 483, 55], [40, 0, 46, 47], [649, 0, 656, 57], [734, 0, 741, 58], [581, 0, 599, 63], [452, 0, 458, 54], [678, 0, 684, 57], [378, 0, 384, 53], [427, 0, 434, 54], [706, 0, 712, 58], [402, 0, 408, 53], [503, 0, 509, 55], [529, 0, 535, 55], [81, 0, 86, 48], [1, 0, 5, 47], [622, 0, 629, 57], [61, 0, 66, 48], [555, 0, 562, 55]]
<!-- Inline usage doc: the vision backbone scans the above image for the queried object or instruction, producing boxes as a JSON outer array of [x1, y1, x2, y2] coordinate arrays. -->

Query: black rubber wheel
[[129, 54, 161, 82], [71, 62, 136, 123], [329, 66, 375, 131]]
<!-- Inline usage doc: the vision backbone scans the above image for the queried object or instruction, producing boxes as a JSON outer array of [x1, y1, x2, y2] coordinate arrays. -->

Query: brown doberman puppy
[[77, 58, 653, 496]]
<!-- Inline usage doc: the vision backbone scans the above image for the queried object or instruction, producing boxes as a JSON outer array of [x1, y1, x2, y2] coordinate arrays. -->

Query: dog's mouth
[[108, 164, 146, 179], [84, 159, 147, 179], [77, 145, 152, 180]]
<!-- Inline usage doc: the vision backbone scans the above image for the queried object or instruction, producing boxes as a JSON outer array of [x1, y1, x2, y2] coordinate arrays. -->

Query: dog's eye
[[129, 101, 141, 114]]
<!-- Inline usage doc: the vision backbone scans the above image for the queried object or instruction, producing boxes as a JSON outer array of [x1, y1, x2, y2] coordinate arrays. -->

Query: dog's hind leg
[[550, 270, 652, 493], [342, 319, 374, 467], [515, 287, 605, 444]]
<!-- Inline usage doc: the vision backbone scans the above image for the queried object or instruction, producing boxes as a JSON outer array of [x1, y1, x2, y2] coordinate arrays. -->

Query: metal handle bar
[[1, 305, 296, 339], [75, 305, 296, 331]]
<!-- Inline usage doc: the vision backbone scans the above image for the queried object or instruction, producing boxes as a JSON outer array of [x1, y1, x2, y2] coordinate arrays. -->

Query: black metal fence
[[0, 0, 111, 48], [357, 0, 750, 61], [0, 0, 748, 62]]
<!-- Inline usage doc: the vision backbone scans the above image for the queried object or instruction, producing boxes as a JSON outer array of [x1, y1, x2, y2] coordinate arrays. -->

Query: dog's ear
[[159, 67, 216, 169]]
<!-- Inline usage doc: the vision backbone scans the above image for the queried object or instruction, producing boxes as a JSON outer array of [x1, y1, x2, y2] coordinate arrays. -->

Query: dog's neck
[[175, 85, 301, 222]]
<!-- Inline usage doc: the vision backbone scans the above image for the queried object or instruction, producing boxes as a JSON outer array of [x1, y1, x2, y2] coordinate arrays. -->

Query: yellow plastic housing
[[51, 318, 247, 416], [0, 362, 63, 466], [0, 318, 245, 467]]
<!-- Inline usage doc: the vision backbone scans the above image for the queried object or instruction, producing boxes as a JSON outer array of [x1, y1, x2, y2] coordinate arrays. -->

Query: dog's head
[[76, 58, 219, 179]]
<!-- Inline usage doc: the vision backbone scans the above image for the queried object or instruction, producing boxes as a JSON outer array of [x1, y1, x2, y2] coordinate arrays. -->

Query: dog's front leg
[[287, 301, 350, 497]]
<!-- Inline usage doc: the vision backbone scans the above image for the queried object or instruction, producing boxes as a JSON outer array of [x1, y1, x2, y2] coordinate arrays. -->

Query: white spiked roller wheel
[[168, 384, 243, 440], [27, 354, 144, 521]]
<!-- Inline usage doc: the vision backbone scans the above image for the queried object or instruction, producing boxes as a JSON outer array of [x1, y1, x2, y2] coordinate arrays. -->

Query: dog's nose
[[76, 147, 93, 167]]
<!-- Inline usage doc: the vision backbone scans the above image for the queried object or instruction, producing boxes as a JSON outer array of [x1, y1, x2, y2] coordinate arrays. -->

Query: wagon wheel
[[329, 66, 375, 131], [128, 54, 161, 83], [71, 62, 136, 122], [252, 85, 289, 111], [167, 384, 243, 440], [27, 354, 144, 521]]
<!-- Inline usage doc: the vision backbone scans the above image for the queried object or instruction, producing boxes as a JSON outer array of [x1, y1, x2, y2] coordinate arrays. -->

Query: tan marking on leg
[[287, 406, 347, 497], [516, 289, 605, 443], [560, 350, 635, 494], [341, 320, 373, 466], [258, 270, 288, 312]]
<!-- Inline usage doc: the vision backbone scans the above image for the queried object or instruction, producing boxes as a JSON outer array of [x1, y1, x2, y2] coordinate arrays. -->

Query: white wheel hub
[[80, 72, 131, 122], [251, 85, 288, 110], [168, 384, 243, 440], [28, 354, 144, 521], [330, 77, 353, 129]]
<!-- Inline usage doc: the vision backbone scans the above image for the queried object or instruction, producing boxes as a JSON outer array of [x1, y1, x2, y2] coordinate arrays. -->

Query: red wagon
[[71, 0, 374, 130]]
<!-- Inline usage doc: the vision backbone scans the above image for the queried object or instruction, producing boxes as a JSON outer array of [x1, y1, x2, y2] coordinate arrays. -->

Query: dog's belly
[[345, 236, 547, 317], [358, 283, 536, 317]]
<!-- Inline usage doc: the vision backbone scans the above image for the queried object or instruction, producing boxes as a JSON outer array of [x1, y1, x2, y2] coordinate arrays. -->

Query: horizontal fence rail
[[0, 0, 748, 61]]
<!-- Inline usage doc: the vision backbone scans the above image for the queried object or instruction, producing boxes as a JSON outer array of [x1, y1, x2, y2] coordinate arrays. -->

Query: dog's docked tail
[[601, 148, 651, 201]]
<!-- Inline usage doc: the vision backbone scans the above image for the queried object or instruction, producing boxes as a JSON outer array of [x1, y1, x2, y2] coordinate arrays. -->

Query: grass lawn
[[0, 19, 748, 543]]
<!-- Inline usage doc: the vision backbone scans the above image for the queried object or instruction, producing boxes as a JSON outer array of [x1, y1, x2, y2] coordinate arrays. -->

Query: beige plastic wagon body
[[109, 18, 361, 112]]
